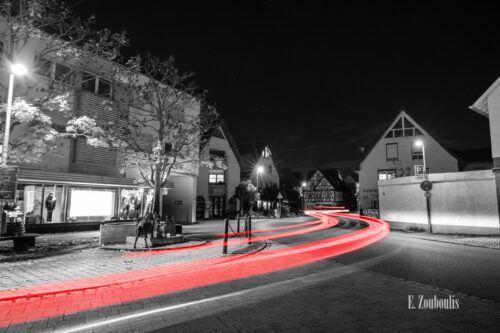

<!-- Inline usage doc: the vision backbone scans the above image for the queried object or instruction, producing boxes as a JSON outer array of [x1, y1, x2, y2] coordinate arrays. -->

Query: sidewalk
[[392, 229, 500, 250], [0, 217, 303, 292]]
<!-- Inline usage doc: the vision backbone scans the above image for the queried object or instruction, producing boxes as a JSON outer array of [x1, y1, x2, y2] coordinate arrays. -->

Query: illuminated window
[[68, 188, 116, 222], [378, 170, 396, 180], [386, 143, 398, 161], [209, 173, 224, 184]]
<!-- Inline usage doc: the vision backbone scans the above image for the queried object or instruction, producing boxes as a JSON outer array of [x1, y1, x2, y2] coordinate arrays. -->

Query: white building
[[358, 110, 459, 214], [470, 77, 500, 222], [0, 20, 201, 229], [196, 119, 242, 218]]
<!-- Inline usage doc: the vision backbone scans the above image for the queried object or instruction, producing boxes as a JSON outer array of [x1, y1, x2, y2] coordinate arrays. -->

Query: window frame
[[385, 143, 399, 161]]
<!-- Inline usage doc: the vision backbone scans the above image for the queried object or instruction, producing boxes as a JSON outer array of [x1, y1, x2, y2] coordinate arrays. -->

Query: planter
[[100, 222, 136, 245]]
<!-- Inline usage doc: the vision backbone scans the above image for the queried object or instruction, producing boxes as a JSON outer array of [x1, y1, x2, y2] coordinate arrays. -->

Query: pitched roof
[[470, 77, 500, 117], [306, 169, 350, 191], [359, 109, 458, 166]]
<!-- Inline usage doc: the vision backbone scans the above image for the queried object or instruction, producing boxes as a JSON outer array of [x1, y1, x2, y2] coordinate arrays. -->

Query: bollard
[[248, 215, 252, 244], [237, 214, 240, 233], [223, 218, 229, 254]]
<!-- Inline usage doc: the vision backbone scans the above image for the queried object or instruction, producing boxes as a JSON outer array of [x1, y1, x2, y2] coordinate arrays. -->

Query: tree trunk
[[154, 164, 161, 217]]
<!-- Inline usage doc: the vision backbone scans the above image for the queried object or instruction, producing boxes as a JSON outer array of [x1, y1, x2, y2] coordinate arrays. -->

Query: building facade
[[0, 22, 200, 230], [196, 119, 242, 219], [358, 110, 459, 214], [303, 169, 354, 209], [471, 77, 500, 224]]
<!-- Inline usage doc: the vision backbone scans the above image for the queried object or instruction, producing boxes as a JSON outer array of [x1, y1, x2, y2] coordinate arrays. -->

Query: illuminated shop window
[[68, 188, 116, 222]]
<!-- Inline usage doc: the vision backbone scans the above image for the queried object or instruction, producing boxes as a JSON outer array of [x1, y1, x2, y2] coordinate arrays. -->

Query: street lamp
[[256, 165, 264, 190], [415, 140, 426, 178], [301, 181, 307, 211], [2, 63, 27, 167]]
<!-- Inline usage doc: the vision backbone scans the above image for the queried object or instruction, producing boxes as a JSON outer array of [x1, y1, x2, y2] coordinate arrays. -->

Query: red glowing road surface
[[0, 210, 389, 327]]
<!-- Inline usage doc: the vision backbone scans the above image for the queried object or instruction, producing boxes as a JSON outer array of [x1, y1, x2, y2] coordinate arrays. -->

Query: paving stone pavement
[[4, 237, 499, 332], [0, 217, 307, 291]]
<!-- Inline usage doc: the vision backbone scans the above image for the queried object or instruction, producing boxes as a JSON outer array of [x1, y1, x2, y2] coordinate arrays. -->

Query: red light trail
[[0, 211, 389, 327]]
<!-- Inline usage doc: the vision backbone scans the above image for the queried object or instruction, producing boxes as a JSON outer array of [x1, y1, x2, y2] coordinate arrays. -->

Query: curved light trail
[[0, 210, 389, 327]]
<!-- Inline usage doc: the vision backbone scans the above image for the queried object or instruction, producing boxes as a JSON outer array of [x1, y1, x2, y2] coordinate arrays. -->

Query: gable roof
[[306, 169, 350, 191], [218, 119, 243, 168], [359, 109, 458, 166], [470, 77, 500, 118]]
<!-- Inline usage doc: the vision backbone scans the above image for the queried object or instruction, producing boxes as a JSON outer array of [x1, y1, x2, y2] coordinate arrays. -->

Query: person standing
[[45, 193, 56, 223]]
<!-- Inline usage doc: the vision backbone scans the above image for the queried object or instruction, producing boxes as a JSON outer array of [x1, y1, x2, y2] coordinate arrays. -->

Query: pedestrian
[[45, 193, 56, 222]]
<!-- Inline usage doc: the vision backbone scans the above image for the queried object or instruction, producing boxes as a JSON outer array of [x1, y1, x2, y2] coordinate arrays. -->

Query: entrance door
[[210, 197, 225, 217]]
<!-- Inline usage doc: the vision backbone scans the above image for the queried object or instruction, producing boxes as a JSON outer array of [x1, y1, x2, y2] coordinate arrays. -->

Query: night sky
[[69, 1, 498, 172]]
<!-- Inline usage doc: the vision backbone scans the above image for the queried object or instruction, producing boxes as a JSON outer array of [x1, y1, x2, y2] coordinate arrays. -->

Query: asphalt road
[[272, 216, 500, 301]]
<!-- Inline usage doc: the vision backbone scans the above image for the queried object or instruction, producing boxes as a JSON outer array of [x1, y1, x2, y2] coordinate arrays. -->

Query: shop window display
[[19, 184, 65, 224], [119, 189, 143, 220], [67, 187, 116, 222]]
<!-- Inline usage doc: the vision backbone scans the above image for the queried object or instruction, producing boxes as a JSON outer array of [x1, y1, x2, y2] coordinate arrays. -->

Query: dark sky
[[69, 1, 498, 172]]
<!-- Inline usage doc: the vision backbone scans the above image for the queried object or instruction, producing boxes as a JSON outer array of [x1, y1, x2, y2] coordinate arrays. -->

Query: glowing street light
[[414, 140, 426, 178], [2, 63, 28, 167], [256, 165, 264, 190]]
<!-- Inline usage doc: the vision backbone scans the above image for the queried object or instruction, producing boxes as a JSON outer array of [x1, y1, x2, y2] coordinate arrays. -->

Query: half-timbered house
[[303, 169, 354, 209]]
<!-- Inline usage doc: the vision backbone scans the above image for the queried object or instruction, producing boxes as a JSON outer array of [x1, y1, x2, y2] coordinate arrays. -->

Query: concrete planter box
[[100, 222, 136, 245]]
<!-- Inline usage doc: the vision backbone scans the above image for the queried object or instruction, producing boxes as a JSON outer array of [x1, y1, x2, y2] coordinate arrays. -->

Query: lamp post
[[415, 140, 426, 178], [256, 165, 264, 210], [2, 63, 27, 167], [301, 181, 307, 211], [415, 140, 432, 233]]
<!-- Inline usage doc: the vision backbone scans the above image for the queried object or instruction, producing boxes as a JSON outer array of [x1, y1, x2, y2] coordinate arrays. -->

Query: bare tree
[[120, 54, 220, 215]]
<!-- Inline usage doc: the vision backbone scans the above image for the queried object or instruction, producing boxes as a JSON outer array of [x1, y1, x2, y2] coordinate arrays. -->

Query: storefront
[[15, 169, 139, 230]]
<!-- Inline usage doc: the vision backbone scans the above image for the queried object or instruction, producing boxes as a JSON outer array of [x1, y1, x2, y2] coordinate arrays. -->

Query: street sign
[[414, 165, 424, 177], [0, 166, 17, 200], [276, 192, 283, 200], [420, 180, 432, 192]]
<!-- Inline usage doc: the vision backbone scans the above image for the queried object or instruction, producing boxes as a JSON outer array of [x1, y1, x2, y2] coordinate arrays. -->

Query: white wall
[[379, 170, 499, 234], [360, 132, 458, 210], [487, 86, 500, 160], [163, 175, 197, 223]]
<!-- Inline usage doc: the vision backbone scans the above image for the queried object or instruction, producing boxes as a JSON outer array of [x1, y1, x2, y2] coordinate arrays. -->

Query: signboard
[[276, 192, 283, 200], [174, 200, 183, 205], [420, 180, 432, 192], [0, 167, 17, 200], [414, 165, 424, 177]]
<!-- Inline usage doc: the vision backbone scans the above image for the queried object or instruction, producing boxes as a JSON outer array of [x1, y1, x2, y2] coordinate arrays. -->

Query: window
[[97, 78, 111, 98], [54, 63, 71, 83], [36, 58, 52, 77], [0, 41, 4, 55], [412, 141, 423, 160], [35, 57, 72, 83], [209, 173, 224, 184], [378, 170, 397, 180], [81, 72, 113, 99], [385, 115, 422, 138], [82, 73, 96, 93], [266, 165, 272, 173], [386, 143, 398, 161]]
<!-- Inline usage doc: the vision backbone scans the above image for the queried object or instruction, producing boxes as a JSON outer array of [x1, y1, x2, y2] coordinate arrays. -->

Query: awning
[[18, 168, 139, 188]]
